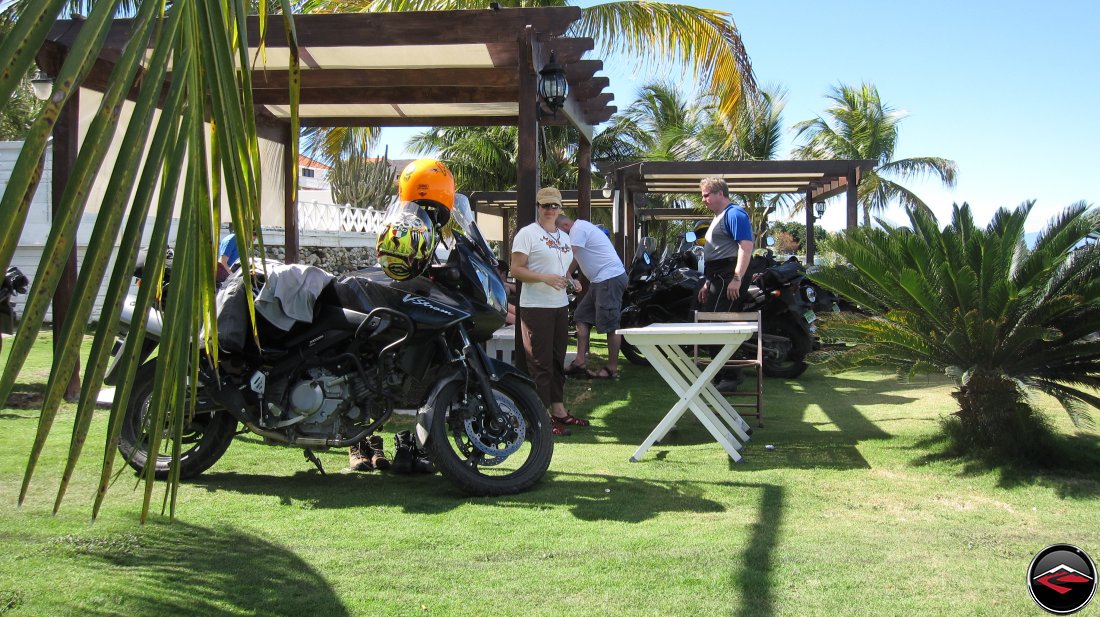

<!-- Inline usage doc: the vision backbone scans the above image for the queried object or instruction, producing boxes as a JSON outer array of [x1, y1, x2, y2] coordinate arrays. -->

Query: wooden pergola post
[[283, 124, 299, 264], [805, 190, 816, 265], [577, 139, 591, 221], [513, 27, 542, 372], [52, 92, 81, 401], [846, 169, 858, 231]]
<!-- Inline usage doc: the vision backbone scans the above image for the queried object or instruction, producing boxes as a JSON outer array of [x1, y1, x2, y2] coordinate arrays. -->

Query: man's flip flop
[[587, 367, 617, 379]]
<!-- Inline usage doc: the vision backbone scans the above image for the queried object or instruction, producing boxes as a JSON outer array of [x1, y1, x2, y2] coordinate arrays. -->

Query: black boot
[[411, 440, 436, 475], [392, 430, 415, 474]]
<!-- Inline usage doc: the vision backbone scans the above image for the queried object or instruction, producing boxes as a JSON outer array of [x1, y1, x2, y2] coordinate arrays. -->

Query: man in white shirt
[[556, 214, 628, 379]]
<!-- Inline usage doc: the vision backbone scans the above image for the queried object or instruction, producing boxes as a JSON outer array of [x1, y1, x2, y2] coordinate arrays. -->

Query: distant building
[[297, 154, 334, 205]]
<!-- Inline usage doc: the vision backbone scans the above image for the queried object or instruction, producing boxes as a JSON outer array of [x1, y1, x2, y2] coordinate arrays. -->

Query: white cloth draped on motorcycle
[[215, 264, 334, 352]]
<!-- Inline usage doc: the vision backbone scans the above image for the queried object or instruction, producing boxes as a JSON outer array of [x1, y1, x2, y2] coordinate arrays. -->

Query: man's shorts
[[573, 272, 628, 334]]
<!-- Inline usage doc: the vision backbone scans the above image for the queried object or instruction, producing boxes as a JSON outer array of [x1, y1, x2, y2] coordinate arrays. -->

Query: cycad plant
[[809, 201, 1100, 457]]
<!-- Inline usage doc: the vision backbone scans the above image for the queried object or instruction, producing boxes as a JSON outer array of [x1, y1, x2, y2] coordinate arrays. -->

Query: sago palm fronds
[[810, 201, 1100, 455]]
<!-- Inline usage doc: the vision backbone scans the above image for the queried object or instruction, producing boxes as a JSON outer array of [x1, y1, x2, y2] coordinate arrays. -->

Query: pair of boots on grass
[[348, 430, 435, 474]]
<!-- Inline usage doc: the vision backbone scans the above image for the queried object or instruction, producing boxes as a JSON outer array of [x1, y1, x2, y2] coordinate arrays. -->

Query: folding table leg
[[666, 343, 752, 442], [630, 341, 744, 462]]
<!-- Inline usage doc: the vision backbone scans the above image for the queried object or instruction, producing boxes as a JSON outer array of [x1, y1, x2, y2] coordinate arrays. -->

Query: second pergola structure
[[604, 159, 878, 265]]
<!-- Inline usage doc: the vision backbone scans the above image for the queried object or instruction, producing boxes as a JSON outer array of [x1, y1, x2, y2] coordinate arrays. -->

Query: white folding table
[[617, 323, 756, 462]]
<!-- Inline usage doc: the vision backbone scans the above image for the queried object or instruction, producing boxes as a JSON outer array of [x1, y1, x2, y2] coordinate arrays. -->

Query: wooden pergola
[[35, 6, 616, 390], [37, 9, 616, 259], [603, 159, 878, 264]]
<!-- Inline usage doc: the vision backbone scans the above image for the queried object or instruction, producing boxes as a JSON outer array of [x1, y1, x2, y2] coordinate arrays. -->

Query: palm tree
[[0, 0, 290, 520], [712, 84, 790, 244], [809, 201, 1100, 459], [793, 82, 957, 230], [600, 80, 713, 163]]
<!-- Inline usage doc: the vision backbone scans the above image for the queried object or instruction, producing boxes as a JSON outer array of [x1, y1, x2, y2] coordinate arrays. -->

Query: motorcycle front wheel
[[118, 362, 238, 479], [426, 373, 553, 496], [620, 340, 651, 367]]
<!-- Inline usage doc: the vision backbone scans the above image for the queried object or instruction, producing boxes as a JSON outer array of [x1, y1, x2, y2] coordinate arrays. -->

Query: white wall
[[3, 137, 374, 324]]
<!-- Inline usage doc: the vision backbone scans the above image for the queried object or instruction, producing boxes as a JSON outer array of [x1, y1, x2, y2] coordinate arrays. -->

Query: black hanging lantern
[[814, 201, 827, 218], [538, 52, 568, 114]]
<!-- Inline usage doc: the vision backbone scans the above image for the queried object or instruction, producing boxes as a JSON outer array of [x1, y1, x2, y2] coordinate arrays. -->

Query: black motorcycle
[[618, 234, 705, 365], [618, 232, 818, 378], [107, 195, 552, 496], [1, 267, 30, 353]]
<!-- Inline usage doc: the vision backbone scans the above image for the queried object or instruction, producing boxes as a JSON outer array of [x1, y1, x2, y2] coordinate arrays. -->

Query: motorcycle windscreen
[[448, 194, 498, 266]]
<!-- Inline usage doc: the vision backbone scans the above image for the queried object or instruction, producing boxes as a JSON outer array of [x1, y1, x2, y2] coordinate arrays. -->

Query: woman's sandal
[[553, 412, 590, 427], [564, 362, 589, 378], [551, 418, 572, 436], [587, 367, 617, 380]]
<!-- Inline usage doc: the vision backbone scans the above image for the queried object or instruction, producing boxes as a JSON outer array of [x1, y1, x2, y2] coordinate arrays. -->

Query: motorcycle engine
[[275, 368, 363, 433]]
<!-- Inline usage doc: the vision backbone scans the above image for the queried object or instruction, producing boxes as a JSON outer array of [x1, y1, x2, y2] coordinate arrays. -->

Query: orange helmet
[[398, 158, 455, 209]]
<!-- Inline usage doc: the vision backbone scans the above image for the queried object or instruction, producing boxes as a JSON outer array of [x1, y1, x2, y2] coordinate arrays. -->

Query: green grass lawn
[[0, 333, 1097, 616]]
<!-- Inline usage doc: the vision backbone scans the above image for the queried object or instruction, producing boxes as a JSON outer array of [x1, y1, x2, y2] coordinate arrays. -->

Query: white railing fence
[[298, 201, 386, 234]]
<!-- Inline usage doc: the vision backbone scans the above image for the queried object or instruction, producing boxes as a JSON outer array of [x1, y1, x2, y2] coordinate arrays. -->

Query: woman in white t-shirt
[[510, 187, 586, 436]]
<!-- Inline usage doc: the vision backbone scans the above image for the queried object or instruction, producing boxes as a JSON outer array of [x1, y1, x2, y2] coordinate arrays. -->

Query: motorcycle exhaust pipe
[[243, 422, 381, 448]]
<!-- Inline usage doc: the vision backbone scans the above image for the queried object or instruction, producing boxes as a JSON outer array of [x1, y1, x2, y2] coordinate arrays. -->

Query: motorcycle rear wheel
[[762, 317, 810, 379], [118, 362, 238, 479], [426, 374, 553, 496]]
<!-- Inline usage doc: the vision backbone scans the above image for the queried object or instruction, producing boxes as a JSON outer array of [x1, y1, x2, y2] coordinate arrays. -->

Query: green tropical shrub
[[329, 151, 397, 209], [809, 201, 1100, 457]]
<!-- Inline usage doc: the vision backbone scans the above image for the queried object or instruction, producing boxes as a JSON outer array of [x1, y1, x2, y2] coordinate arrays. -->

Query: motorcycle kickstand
[[303, 448, 326, 476]]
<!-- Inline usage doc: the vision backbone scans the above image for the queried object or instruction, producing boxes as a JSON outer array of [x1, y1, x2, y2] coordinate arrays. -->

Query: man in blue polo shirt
[[697, 177, 754, 391]]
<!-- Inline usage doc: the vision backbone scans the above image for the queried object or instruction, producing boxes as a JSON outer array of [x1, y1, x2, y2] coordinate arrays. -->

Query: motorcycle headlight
[[803, 286, 817, 304]]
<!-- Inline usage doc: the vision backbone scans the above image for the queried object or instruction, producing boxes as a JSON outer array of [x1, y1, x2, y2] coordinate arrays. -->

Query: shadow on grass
[[66, 521, 349, 616], [910, 431, 1100, 499], [569, 365, 935, 471], [191, 468, 758, 525], [733, 482, 784, 617], [3, 381, 46, 412]]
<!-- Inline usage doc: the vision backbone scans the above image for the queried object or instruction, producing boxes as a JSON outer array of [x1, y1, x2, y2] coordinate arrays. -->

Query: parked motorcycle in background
[[618, 234, 705, 365], [618, 231, 820, 378], [0, 267, 30, 354]]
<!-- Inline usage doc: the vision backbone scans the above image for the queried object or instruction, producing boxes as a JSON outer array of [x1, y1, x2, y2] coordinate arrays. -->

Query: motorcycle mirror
[[685, 231, 696, 244], [765, 236, 776, 247]]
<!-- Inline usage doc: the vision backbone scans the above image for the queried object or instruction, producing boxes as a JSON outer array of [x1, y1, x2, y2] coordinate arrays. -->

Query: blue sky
[[9, 1, 1095, 232], [388, 0, 1100, 232]]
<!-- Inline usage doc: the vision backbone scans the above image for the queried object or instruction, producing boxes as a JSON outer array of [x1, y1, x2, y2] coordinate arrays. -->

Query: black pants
[[698, 259, 744, 382]]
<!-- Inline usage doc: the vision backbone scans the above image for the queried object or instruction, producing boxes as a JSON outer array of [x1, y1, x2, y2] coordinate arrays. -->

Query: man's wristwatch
[[732, 275, 741, 281]]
